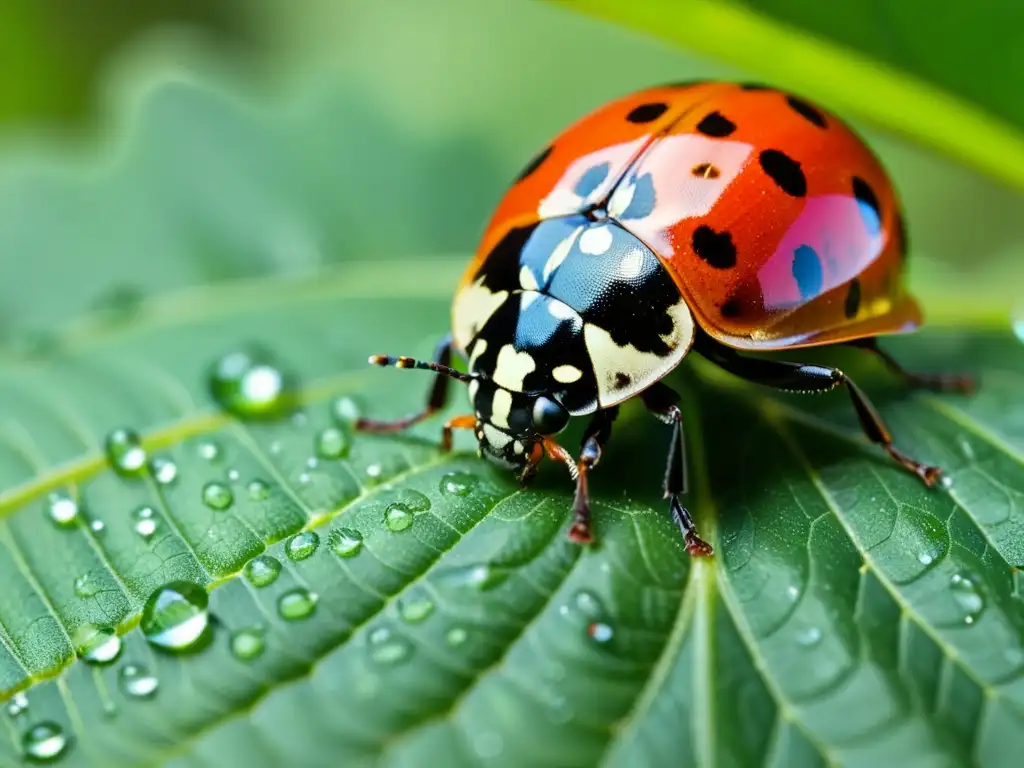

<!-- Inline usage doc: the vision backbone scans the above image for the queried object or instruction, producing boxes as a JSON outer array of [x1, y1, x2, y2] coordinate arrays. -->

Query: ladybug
[[356, 81, 974, 557]]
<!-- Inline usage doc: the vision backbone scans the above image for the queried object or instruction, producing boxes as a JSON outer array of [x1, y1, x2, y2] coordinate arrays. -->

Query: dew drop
[[316, 426, 349, 459], [230, 627, 266, 662], [141, 581, 210, 653], [119, 664, 159, 699], [46, 492, 78, 527], [796, 626, 823, 647], [90, 519, 105, 534], [208, 347, 297, 419], [574, 590, 604, 618], [202, 481, 234, 511], [918, 551, 935, 566], [305, 457, 319, 470], [278, 588, 318, 620], [398, 597, 435, 624], [22, 721, 68, 763], [439, 471, 478, 497], [330, 528, 364, 558], [368, 627, 412, 665], [104, 428, 147, 477], [587, 622, 614, 643], [365, 463, 383, 479], [150, 457, 178, 485], [73, 572, 100, 598], [197, 440, 222, 462], [132, 505, 160, 541], [244, 555, 282, 587], [437, 563, 510, 591], [446, 627, 468, 647], [950, 573, 985, 624], [73, 624, 122, 666], [331, 396, 361, 424], [940, 474, 954, 490], [227, 468, 240, 482], [6, 692, 27, 717], [247, 479, 270, 501], [297, 472, 311, 485], [384, 504, 414, 532], [959, 437, 975, 461], [786, 585, 800, 600], [286, 531, 319, 560]]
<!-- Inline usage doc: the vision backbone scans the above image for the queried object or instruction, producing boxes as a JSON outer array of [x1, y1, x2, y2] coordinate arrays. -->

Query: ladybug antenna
[[367, 354, 476, 383]]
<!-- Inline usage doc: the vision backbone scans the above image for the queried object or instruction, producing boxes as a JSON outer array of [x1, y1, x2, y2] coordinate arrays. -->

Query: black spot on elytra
[[516, 145, 552, 183], [786, 96, 827, 128], [844, 279, 862, 319], [759, 150, 806, 197], [692, 226, 737, 269], [696, 111, 736, 137], [852, 176, 882, 235], [614, 372, 632, 388], [627, 102, 669, 123], [720, 298, 742, 318]]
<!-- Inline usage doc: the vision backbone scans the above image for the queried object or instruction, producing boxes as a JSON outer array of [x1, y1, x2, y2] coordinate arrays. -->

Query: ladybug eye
[[531, 396, 570, 435]]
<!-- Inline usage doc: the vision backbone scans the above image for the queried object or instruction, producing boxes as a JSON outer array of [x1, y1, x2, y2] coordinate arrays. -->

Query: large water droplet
[[950, 573, 986, 624], [73, 624, 122, 666], [230, 628, 266, 662], [119, 664, 158, 699], [445, 627, 468, 647], [316, 427, 349, 459], [46, 492, 78, 527], [286, 531, 319, 561], [150, 457, 178, 486], [104, 428, 147, 477], [330, 528, 363, 558], [330, 396, 361, 425], [278, 588, 318, 620], [141, 581, 210, 653], [6, 692, 28, 717], [22, 721, 68, 763], [398, 596, 434, 624], [208, 348, 297, 419], [247, 479, 270, 501], [132, 505, 160, 541], [368, 627, 412, 665], [439, 471, 478, 497], [384, 505, 414, 532], [244, 555, 282, 587], [202, 481, 234, 511]]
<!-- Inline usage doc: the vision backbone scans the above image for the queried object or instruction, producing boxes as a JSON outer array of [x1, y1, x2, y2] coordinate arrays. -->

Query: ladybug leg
[[696, 336, 944, 487], [356, 334, 463, 444], [846, 338, 975, 395], [566, 407, 618, 545], [641, 384, 714, 558]]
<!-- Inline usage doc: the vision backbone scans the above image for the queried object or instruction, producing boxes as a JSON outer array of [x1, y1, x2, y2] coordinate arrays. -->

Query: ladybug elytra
[[356, 81, 974, 557]]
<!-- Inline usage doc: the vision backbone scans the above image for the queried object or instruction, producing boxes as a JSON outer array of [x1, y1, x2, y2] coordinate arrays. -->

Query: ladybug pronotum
[[356, 81, 974, 557]]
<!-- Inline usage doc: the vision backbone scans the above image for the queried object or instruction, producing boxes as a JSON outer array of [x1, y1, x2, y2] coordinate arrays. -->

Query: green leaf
[[545, 0, 1024, 191], [2, 23, 1023, 768]]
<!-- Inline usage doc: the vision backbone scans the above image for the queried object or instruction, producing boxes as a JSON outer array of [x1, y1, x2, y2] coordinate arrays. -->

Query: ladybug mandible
[[356, 81, 974, 557]]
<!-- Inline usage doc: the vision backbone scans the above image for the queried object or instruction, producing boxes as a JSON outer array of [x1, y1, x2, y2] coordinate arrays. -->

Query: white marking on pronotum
[[490, 389, 513, 429], [552, 365, 583, 383], [583, 298, 696, 407], [579, 225, 613, 256], [492, 345, 536, 391], [452, 278, 507, 350], [543, 226, 581, 282]]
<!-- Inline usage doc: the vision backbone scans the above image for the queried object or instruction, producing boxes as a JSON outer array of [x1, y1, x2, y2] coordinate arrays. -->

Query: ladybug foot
[[684, 532, 714, 558], [887, 447, 943, 487], [670, 496, 714, 558], [568, 520, 594, 545]]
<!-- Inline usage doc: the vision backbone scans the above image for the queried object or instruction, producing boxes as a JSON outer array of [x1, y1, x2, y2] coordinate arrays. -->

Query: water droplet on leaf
[[208, 347, 297, 419], [950, 573, 985, 624], [90, 519, 105, 534], [278, 588, 318, 620], [202, 481, 234, 511], [286, 531, 319, 560], [796, 626, 823, 647], [46, 492, 78, 527], [141, 581, 210, 653], [22, 721, 68, 763], [439, 471, 477, 497], [197, 440, 222, 462], [587, 622, 613, 643], [316, 427, 349, 459], [384, 505, 414, 532], [330, 396, 361, 424], [150, 457, 178, 485], [73, 573, 100, 598], [230, 628, 266, 662], [6, 692, 27, 717], [104, 428, 147, 476], [365, 463, 382, 479], [368, 627, 412, 665], [73, 624, 122, 666], [438, 563, 509, 591], [330, 528, 363, 558], [247, 479, 270, 500], [446, 627, 468, 647], [398, 597, 434, 624], [244, 555, 282, 587], [132, 506, 160, 541], [119, 664, 158, 699]]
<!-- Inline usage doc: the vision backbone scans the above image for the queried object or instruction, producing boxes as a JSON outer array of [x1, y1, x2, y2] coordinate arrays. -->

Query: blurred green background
[[1, 0, 1021, 332]]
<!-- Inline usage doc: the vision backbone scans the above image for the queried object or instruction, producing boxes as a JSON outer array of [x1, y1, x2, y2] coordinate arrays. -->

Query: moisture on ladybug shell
[[356, 80, 974, 557]]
